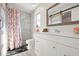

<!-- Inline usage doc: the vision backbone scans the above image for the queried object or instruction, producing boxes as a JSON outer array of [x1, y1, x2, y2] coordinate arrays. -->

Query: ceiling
[[7, 3, 54, 14], [7, 3, 39, 14]]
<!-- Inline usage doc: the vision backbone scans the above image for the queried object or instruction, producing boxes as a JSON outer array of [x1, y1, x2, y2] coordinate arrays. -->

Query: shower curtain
[[7, 7, 22, 50]]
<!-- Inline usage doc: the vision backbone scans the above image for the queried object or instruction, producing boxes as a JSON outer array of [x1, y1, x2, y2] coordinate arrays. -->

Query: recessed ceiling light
[[31, 3, 37, 7]]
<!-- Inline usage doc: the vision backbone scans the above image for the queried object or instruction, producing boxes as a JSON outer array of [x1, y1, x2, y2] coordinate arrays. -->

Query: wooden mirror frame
[[46, 3, 79, 26]]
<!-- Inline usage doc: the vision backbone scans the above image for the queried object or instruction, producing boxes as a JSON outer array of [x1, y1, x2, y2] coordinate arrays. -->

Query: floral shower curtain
[[7, 7, 22, 50]]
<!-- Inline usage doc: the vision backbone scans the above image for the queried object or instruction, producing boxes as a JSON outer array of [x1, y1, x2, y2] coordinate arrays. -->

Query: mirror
[[46, 3, 79, 26]]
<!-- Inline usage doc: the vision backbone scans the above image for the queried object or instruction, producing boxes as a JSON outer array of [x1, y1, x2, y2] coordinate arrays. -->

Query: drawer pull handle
[[64, 54, 67, 56], [53, 47, 55, 48]]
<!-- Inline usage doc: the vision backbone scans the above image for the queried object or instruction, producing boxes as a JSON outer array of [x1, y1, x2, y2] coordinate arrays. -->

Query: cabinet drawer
[[54, 36, 79, 49], [57, 44, 79, 56]]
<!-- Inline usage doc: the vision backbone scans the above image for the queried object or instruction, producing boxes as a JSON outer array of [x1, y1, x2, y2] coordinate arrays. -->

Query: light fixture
[[31, 3, 37, 7]]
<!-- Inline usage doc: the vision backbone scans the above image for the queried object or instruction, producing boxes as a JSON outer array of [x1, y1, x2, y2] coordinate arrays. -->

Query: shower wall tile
[[20, 12, 32, 45]]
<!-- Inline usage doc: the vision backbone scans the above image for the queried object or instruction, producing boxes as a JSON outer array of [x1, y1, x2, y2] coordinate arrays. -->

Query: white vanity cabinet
[[34, 33, 79, 56]]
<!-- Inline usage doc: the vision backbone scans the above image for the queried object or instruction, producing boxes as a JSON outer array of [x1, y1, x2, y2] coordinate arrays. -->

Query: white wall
[[0, 3, 8, 56], [31, 3, 54, 32]]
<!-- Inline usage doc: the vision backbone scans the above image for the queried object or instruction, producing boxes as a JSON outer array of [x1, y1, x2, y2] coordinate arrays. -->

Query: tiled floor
[[12, 50, 36, 56]]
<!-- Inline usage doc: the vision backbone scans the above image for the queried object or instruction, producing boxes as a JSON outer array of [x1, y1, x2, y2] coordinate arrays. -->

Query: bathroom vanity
[[33, 32, 79, 56]]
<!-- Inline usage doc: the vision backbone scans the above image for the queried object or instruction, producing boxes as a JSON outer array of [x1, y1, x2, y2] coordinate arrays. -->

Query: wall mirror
[[46, 3, 79, 26]]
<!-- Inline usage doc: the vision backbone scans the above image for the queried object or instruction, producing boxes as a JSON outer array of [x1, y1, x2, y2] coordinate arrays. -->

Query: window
[[35, 13, 41, 28]]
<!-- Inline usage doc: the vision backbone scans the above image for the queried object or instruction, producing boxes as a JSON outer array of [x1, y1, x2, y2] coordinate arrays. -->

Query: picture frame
[[46, 3, 79, 26]]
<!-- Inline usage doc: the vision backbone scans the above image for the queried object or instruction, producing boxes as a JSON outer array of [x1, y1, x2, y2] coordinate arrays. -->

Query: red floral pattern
[[7, 8, 22, 50]]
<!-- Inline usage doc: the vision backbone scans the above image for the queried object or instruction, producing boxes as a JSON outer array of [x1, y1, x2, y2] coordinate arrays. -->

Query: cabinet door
[[38, 39, 57, 56], [35, 38, 41, 55], [57, 44, 79, 56], [44, 40, 57, 56]]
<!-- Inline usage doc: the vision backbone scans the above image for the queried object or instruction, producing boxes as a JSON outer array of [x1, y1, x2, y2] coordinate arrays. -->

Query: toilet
[[26, 39, 34, 50]]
